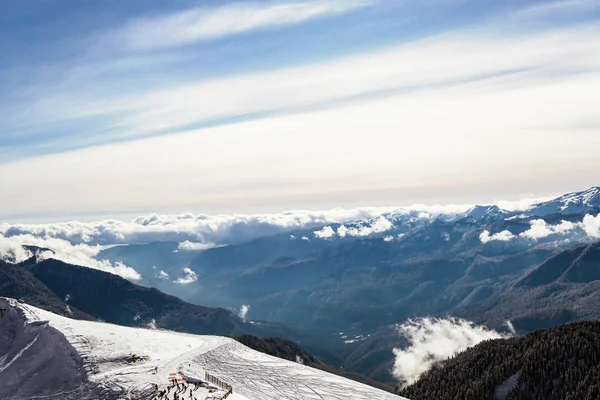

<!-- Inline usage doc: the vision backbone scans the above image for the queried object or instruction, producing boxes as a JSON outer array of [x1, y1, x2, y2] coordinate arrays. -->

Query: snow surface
[[3, 299, 407, 400], [526, 187, 600, 217]]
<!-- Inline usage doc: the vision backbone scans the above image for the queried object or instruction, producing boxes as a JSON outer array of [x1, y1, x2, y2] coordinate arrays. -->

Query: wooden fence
[[205, 372, 233, 398]]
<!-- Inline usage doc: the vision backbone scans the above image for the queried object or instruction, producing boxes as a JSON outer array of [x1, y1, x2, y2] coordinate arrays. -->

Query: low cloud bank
[[313, 216, 394, 239], [480, 213, 600, 244], [0, 200, 566, 281], [0, 208, 401, 247], [0, 233, 141, 280], [2, 200, 541, 248], [392, 317, 510, 384]]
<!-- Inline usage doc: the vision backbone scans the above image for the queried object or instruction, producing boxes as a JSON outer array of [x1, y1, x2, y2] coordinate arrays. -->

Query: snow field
[[13, 300, 406, 400]]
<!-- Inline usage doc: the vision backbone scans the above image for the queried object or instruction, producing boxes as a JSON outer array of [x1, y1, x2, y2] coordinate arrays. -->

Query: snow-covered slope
[[0, 298, 407, 400], [526, 187, 600, 217]]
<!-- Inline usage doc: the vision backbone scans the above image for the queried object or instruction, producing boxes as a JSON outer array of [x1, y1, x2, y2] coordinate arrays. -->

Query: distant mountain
[[9, 186, 600, 385], [96, 241, 202, 294], [0, 258, 290, 338], [462, 204, 507, 222], [397, 320, 600, 400], [0, 259, 93, 321], [183, 234, 599, 382], [525, 186, 600, 217]]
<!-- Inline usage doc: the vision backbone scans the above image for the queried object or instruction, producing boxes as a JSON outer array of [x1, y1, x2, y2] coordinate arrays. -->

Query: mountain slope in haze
[[461, 242, 600, 331], [0, 259, 93, 321], [397, 321, 600, 400], [96, 241, 201, 293], [0, 257, 288, 338], [525, 186, 600, 217]]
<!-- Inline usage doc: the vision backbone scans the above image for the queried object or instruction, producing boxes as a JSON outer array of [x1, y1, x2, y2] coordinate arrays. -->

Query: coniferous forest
[[397, 321, 600, 400]]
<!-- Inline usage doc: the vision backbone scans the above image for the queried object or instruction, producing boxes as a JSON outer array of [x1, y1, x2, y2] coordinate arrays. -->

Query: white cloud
[[495, 196, 558, 212], [177, 240, 217, 251], [392, 317, 509, 384], [97, 23, 600, 138], [239, 304, 250, 320], [4, 20, 600, 217], [174, 267, 198, 284], [313, 226, 336, 239], [519, 219, 577, 240], [510, 0, 600, 20], [580, 213, 600, 238], [0, 207, 410, 248], [506, 320, 517, 335], [480, 213, 600, 243], [158, 270, 169, 280], [479, 230, 516, 244], [315, 216, 394, 239], [110, 0, 374, 50], [0, 233, 141, 280]]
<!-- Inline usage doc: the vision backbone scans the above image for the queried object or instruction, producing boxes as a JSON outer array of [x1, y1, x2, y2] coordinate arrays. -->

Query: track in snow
[[0, 298, 407, 400]]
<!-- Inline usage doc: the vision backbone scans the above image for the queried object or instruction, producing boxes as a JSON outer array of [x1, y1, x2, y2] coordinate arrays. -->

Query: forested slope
[[397, 321, 600, 400]]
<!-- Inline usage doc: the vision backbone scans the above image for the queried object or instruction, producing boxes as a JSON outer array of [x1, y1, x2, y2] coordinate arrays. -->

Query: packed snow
[[0, 298, 407, 400]]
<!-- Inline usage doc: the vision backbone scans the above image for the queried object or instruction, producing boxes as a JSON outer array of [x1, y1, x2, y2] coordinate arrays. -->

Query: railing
[[204, 372, 233, 398]]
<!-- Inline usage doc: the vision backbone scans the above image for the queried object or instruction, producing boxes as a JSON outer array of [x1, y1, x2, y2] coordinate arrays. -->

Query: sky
[[1, 0, 600, 222]]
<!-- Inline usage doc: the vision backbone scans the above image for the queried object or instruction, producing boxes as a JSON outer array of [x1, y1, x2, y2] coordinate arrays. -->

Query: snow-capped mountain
[[462, 205, 507, 222], [0, 298, 406, 400], [525, 187, 600, 217]]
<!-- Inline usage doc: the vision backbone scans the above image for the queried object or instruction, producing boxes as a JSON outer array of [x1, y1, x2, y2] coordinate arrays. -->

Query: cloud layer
[[480, 213, 600, 244], [0, 233, 141, 280], [392, 317, 509, 384], [0, 207, 402, 247], [313, 216, 394, 239]]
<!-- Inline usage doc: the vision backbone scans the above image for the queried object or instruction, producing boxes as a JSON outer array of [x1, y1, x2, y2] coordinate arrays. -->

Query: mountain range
[[91, 186, 600, 382], [2, 186, 600, 387]]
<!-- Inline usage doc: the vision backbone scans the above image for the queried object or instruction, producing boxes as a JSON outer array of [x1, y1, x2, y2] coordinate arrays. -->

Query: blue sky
[[1, 0, 600, 221]]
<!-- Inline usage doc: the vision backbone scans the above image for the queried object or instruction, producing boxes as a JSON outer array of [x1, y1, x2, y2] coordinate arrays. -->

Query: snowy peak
[[561, 186, 600, 206], [464, 205, 505, 221], [527, 186, 600, 217]]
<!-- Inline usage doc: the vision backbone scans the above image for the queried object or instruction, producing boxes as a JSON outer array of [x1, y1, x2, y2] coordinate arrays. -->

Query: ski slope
[[0, 298, 407, 400]]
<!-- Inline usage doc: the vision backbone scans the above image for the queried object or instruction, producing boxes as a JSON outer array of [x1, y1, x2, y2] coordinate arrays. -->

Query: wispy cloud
[[158, 270, 169, 280], [392, 317, 510, 384], [0, 233, 141, 280], [2, 2, 600, 217], [7, 20, 600, 152], [174, 267, 198, 284], [479, 230, 516, 243], [510, 0, 600, 20], [107, 0, 375, 50], [239, 304, 250, 320]]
